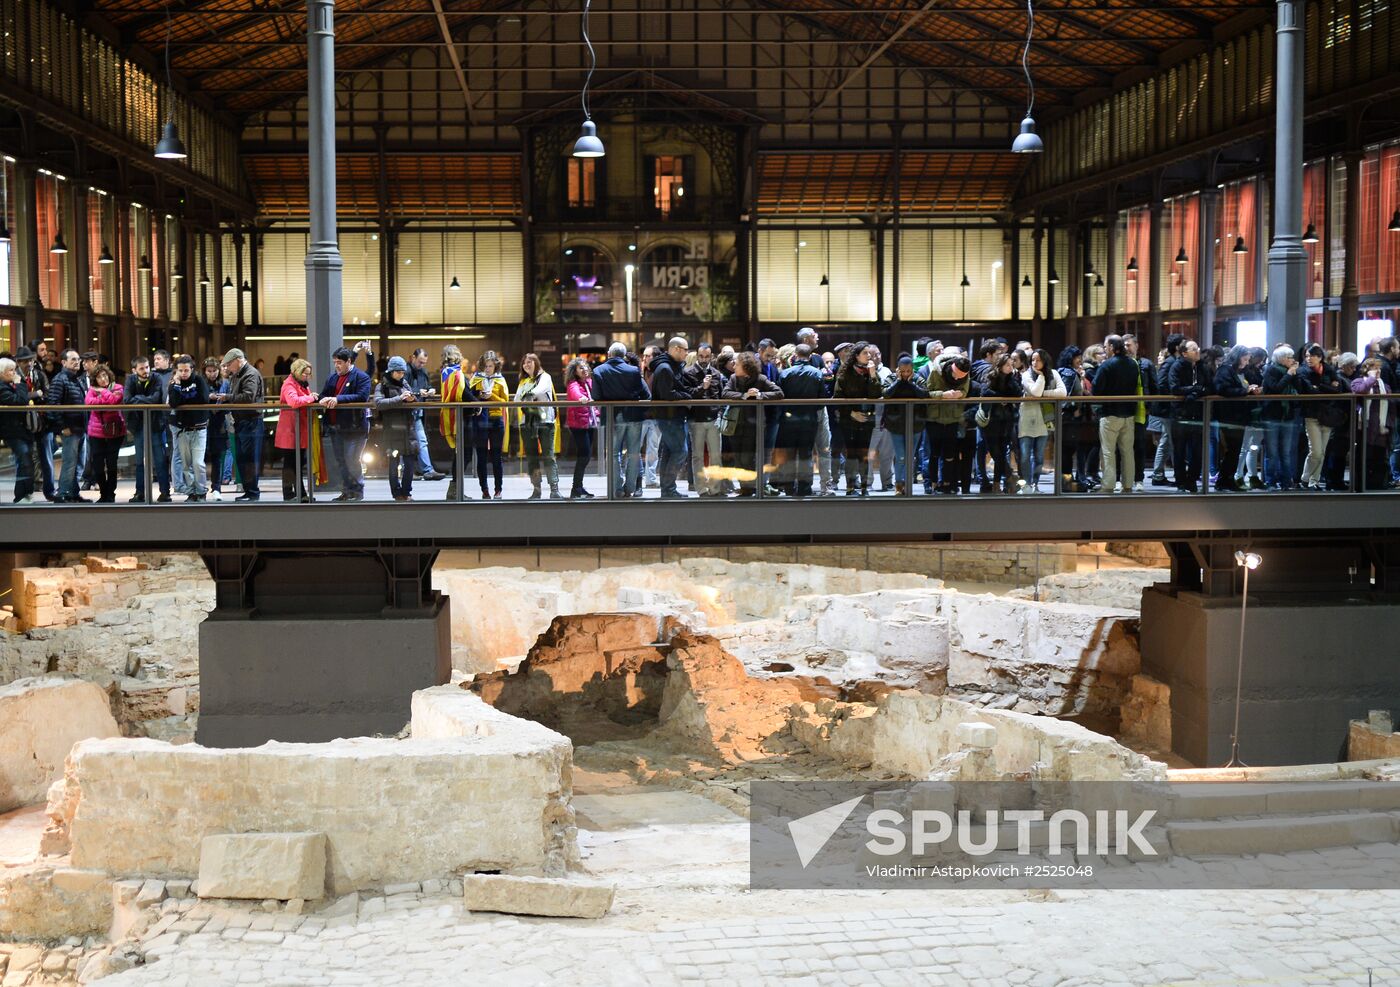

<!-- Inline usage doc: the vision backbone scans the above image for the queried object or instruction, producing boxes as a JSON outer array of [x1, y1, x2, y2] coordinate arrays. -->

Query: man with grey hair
[[217, 348, 265, 501], [1261, 343, 1301, 490], [591, 340, 650, 496]]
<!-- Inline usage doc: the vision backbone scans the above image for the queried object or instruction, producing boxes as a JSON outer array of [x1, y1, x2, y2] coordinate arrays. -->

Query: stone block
[[197, 833, 328, 901], [462, 874, 613, 919], [0, 864, 112, 941], [0, 678, 121, 813], [955, 722, 996, 749]]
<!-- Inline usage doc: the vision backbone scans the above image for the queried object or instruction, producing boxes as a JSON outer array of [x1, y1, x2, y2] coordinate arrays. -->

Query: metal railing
[[1, 390, 1396, 504]]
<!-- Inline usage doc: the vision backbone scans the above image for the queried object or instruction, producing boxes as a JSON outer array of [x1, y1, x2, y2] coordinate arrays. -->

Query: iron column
[[305, 0, 343, 374], [1266, 0, 1306, 348]]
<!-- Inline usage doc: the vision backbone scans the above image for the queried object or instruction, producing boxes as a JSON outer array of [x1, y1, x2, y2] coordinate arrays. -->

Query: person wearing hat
[[13, 346, 55, 501], [217, 348, 266, 501], [374, 355, 418, 502]]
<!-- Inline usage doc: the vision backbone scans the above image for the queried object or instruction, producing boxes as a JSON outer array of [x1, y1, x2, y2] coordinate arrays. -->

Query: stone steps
[[1167, 781, 1400, 819], [1164, 810, 1399, 856]]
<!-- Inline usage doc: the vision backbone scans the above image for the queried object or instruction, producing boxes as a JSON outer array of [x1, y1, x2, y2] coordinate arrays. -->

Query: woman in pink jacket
[[84, 365, 126, 502], [564, 357, 599, 499], [275, 358, 319, 501]]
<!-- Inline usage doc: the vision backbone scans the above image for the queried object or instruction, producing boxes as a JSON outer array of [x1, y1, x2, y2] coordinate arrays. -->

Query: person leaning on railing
[[46, 349, 88, 504], [1352, 357, 1392, 492], [219, 348, 266, 502], [722, 351, 780, 497], [315, 347, 373, 503], [275, 358, 318, 502], [167, 356, 211, 503], [1298, 344, 1349, 491], [918, 352, 971, 496], [375, 356, 419, 503], [0, 357, 36, 503], [83, 365, 126, 503]]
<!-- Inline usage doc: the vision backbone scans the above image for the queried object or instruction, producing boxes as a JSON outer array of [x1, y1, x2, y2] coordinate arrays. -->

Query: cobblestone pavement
[[93, 886, 1400, 987]]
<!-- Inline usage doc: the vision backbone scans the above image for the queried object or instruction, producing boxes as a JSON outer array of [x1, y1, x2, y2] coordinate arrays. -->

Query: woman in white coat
[[515, 352, 562, 499], [1017, 348, 1064, 493]]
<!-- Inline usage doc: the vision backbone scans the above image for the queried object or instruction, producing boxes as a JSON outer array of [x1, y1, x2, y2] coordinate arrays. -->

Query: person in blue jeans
[[219, 348, 266, 501], [1260, 344, 1302, 490], [0, 358, 36, 502], [45, 349, 89, 502], [123, 355, 171, 502], [406, 348, 444, 480], [591, 342, 650, 496], [315, 346, 373, 502]]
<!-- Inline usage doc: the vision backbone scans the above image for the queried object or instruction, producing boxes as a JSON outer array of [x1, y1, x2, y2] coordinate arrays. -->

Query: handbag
[[720, 404, 742, 437]]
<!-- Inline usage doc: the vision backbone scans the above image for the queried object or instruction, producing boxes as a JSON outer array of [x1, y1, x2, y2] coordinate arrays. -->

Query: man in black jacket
[[1091, 335, 1141, 494], [219, 348, 267, 501], [45, 349, 88, 502], [1151, 333, 1185, 485], [1168, 340, 1207, 492], [1123, 334, 1156, 489], [592, 342, 650, 496], [649, 337, 691, 498], [679, 342, 724, 496], [167, 356, 211, 501], [124, 356, 171, 502]]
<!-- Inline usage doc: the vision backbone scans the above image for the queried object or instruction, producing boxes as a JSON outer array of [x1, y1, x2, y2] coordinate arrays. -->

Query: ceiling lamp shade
[[0, 225, 11, 244], [1232, 236, 1248, 254], [137, 254, 152, 272], [1047, 269, 1060, 285], [98, 244, 115, 265], [1301, 223, 1319, 244], [198, 271, 210, 287], [1011, 0, 1042, 153], [1389, 209, 1400, 233], [1021, 274, 1032, 287], [1174, 246, 1189, 266], [1126, 256, 1138, 273], [154, 121, 188, 161], [1093, 273, 1104, 287], [171, 264, 184, 280], [571, 0, 604, 158], [959, 273, 971, 288], [50, 233, 68, 254], [819, 274, 829, 287], [572, 120, 604, 158], [449, 276, 462, 290], [1011, 117, 1043, 154], [1084, 266, 1096, 279], [222, 275, 234, 290], [240, 280, 252, 293]]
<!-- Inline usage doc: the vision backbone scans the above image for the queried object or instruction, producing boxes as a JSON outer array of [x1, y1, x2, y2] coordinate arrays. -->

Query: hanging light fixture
[[819, 274, 829, 287], [1174, 245, 1189, 266], [1126, 256, 1138, 273], [137, 254, 152, 272], [50, 232, 68, 254], [571, 0, 604, 157], [222, 275, 233, 290], [1047, 269, 1060, 285], [959, 228, 970, 289], [1389, 209, 1400, 233], [198, 268, 210, 287], [1232, 236, 1248, 255], [1021, 273, 1032, 287], [171, 263, 184, 280], [153, 4, 188, 160], [449, 276, 462, 291], [98, 244, 115, 265], [960, 273, 971, 288], [1094, 272, 1104, 287], [1010, 0, 1043, 153], [240, 280, 252, 293], [1084, 265, 1096, 279], [1301, 223, 1319, 244]]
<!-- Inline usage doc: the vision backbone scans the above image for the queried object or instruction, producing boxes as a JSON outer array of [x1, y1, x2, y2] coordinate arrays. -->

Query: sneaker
[[156, 492, 173, 503], [1132, 482, 1145, 492], [550, 490, 565, 500], [480, 489, 491, 500], [18, 495, 34, 504], [128, 494, 146, 503], [660, 490, 690, 499], [332, 492, 351, 502], [186, 495, 205, 503], [528, 489, 542, 500], [234, 492, 260, 502], [422, 471, 447, 481], [208, 490, 223, 502]]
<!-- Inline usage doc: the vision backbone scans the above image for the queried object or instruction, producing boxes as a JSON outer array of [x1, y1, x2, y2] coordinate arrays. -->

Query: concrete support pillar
[[196, 549, 450, 746], [304, 0, 344, 377], [1266, 0, 1307, 348], [1142, 538, 1400, 766], [1340, 150, 1362, 346]]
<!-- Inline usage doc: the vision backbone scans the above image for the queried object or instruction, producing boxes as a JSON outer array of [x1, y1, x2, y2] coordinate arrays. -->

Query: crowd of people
[[0, 329, 1397, 504]]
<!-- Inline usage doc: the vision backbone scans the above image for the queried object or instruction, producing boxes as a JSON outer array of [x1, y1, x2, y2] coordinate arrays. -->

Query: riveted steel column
[[305, 0, 343, 376], [1266, 0, 1307, 349]]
